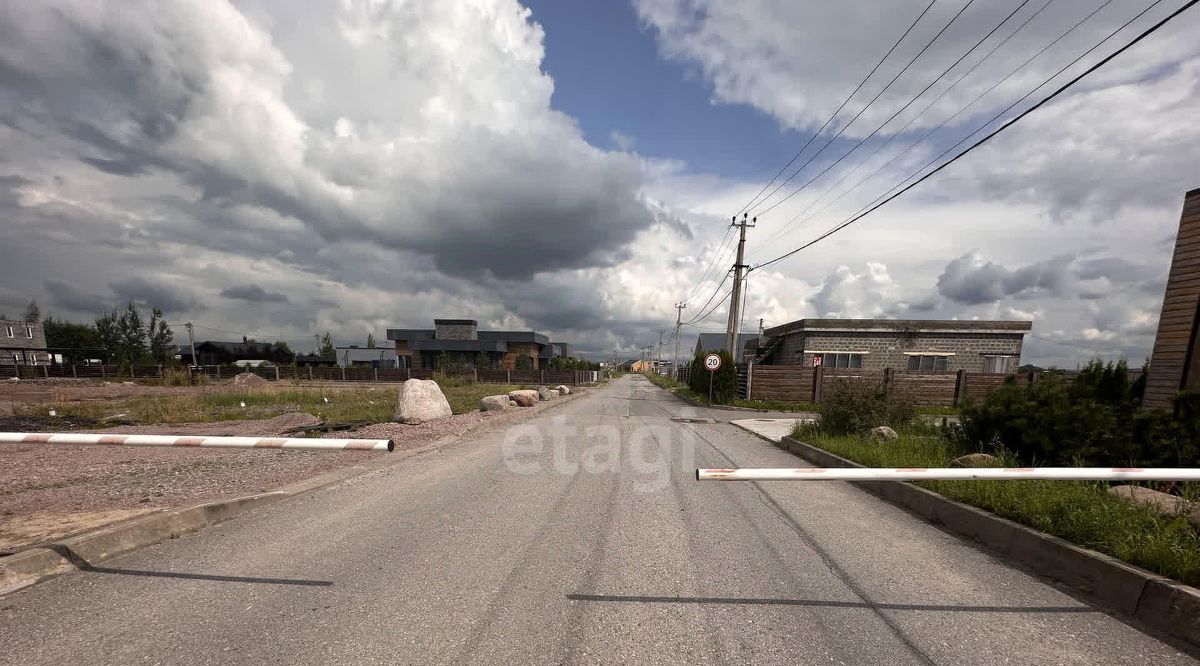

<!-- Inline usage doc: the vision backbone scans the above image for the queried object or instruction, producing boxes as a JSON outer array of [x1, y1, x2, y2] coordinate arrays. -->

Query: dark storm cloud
[[110, 278, 196, 313], [45, 280, 111, 313], [220, 285, 290, 304]]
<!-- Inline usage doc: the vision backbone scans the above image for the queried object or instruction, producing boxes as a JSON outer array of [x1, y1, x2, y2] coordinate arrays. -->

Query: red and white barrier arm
[[0, 432, 394, 452], [696, 467, 1200, 481]]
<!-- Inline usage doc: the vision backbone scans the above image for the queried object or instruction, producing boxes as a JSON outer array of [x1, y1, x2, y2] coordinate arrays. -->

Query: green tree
[[515, 354, 533, 371], [147, 308, 174, 365], [273, 341, 295, 364], [22, 300, 40, 323], [367, 333, 376, 349], [43, 317, 103, 364], [319, 332, 336, 358], [96, 302, 149, 369]]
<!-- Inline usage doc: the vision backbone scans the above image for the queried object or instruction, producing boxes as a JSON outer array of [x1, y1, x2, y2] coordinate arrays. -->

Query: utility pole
[[656, 329, 664, 375], [759, 318, 764, 338], [725, 213, 756, 357], [673, 302, 686, 379], [185, 322, 198, 368]]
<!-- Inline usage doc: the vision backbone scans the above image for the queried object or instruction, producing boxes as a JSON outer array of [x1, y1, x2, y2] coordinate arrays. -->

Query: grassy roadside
[[792, 427, 1200, 587], [15, 383, 528, 424]]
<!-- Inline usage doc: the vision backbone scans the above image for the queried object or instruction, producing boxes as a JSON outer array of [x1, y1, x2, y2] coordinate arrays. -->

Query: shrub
[[816, 378, 915, 436], [687, 349, 737, 404], [950, 360, 1200, 467]]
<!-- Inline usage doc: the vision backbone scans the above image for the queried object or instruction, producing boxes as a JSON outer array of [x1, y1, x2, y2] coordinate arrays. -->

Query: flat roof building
[[386, 318, 569, 370], [757, 318, 1032, 374]]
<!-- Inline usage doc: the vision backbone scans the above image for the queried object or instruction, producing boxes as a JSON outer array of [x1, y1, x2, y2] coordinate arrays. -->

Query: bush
[[816, 379, 915, 436], [687, 349, 737, 404], [950, 360, 1200, 467]]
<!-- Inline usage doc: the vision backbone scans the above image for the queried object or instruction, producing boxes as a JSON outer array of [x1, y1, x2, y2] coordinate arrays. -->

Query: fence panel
[[377, 369, 408, 382], [542, 371, 575, 386], [961, 372, 1015, 404], [344, 367, 375, 381], [890, 372, 957, 406], [748, 366, 815, 402], [477, 369, 509, 383]]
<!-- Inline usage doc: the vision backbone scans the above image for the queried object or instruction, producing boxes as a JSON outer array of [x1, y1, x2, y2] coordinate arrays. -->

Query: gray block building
[[757, 318, 1031, 373]]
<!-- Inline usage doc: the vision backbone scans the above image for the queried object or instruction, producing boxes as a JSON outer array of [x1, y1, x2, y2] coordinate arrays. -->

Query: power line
[[764, 0, 1111, 245], [758, 0, 1058, 248], [754, 0, 1033, 227], [733, 0, 938, 217], [753, 0, 1190, 273], [683, 271, 732, 325], [682, 226, 736, 302], [684, 286, 734, 327], [748, 0, 979, 216]]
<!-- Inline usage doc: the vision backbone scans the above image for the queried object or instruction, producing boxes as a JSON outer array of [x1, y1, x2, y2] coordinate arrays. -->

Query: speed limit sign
[[704, 353, 721, 371]]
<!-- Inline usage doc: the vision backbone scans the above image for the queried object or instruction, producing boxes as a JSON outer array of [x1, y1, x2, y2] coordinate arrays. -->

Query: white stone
[[393, 379, 453, 424], [480, 395, 510, 412], [555, 385, 571, 395]]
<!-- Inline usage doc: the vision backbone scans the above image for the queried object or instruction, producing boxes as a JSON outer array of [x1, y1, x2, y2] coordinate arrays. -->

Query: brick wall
[[1144, 188, 1200, 408], [435, 322, 477, 340], [771, 330, 1023, 372], [501, 342, 540, 370]]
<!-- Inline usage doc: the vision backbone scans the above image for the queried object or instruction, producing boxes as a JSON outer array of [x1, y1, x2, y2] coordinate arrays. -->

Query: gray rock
[[393, 378, 453, 424], [869, 426, 899, 442], [950, 453, 999, 468], [555, 385, 571, 395], [509, 389, 540, 407], [536, 385, 556, 401], [479, 395, 511, 412]]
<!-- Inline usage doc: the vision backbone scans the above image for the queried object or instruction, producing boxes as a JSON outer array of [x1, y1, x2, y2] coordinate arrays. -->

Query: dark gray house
[[0, 319, 48, 365], [756, 318, 1031, 373], [693, 332, 757, 363], [387, 318, 569, 370]]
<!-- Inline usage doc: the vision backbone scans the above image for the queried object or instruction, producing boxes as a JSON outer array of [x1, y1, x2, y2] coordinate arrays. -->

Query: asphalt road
[[0, 375, 1194, 664]]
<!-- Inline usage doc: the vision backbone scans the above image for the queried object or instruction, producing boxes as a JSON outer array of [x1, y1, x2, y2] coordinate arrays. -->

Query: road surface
[[0, 375, 1193, 664]]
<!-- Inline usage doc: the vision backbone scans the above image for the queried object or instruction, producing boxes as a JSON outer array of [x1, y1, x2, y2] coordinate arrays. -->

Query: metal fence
[[0, 364, 600, 386]]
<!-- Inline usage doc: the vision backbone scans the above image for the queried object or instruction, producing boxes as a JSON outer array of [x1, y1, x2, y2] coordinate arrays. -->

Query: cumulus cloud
[[937, 251, 1071, 304], [810, 263, 899, 318]]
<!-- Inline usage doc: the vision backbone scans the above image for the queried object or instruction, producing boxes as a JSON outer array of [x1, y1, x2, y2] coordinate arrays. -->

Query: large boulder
[[869, 426, 898, 442], [555, 385, 571, 395], [393, 379, 452, 424], [479, 395, 511, 412], [536, 385, 557, 401], [509, 389, 540, 407], [950, 453, 1000, 468]]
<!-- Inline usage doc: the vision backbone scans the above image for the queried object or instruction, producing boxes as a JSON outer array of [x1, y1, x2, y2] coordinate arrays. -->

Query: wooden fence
[[0, 363, 599, 386], [744, 364, 1030, 407]]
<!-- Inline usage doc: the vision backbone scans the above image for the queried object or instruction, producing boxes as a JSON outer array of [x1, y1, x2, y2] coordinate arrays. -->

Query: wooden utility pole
[[725, 213, 755, 356], [185, 322, 198, 368]]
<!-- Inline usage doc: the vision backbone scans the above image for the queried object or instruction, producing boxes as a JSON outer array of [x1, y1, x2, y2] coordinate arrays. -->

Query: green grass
[[732, 398, 817, 412], [16, 383, 528, 425], [791, 425, 1200, 586]]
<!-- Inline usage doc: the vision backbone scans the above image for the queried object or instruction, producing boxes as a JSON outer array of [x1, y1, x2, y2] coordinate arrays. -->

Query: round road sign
[[704, 353, 722, 371]]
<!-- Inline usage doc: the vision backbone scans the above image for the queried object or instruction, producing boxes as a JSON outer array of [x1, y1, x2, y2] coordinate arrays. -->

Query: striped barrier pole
[[696, 467, 1200, 481], [0, 432, 393, 452]]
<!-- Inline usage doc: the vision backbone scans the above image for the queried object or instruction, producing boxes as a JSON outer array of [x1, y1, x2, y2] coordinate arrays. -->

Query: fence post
[[275, 366, 281, 381], [406, 367, 411, 380], [540, 370, 545, 385], [882, 367, 893, 396], [813, 365, 823, 403], [100, 365, 105, 379], [374, 367, 379, 383], [746, 361, 754, 400], [71, 364, 77, 379], [43, 365, 49, 379], [131, 366, 136, 380], [341, 365, 346, 382], [507, 369, 511, 384], [473, 368, 478, 384], [953, 369, 967, 407], [216, 366, 221, 380], [307, 365, 313, 381]]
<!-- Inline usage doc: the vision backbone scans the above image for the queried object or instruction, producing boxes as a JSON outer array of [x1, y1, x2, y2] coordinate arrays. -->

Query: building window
[[981, 355, 1015, 374], [5, 325, 11, 338], [819, 352, 863, 368], [25, 326, 32, 338], [907, 354, 950, 372]]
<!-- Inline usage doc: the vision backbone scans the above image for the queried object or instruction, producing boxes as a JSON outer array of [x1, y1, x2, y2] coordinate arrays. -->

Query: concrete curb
[[0, 389, 587, 597], [779, 435, 1200, 651]]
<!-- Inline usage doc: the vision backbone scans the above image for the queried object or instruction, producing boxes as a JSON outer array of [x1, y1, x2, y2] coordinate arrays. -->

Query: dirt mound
[[231, 372, 270, 388]]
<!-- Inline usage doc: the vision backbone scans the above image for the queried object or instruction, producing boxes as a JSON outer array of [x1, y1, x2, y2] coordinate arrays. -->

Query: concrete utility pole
[[656, 329, 664, 375], [673, 302, 686, 379], [185, 322, 198, 368], [725, 213, 756, 357]]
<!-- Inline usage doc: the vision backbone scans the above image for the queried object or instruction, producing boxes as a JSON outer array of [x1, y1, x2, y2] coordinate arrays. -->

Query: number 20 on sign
[[704, 353, 721, 402]]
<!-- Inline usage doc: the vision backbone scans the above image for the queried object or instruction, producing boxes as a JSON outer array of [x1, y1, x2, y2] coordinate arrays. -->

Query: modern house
[[386, 318, 569, 370], [180, 341, 295, 366], [334, 346, 399, 369], [756, 318, 1032, 373], [1144, 187, 1200, 408], [0, 319, 47, 365]]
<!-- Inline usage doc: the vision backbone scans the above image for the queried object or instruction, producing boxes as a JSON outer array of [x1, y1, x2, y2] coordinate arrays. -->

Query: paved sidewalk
[[730, 417, 813, 443]]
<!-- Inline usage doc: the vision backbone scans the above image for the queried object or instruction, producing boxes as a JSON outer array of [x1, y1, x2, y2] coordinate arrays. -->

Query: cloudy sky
[[0, 0, 1197, 365]]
